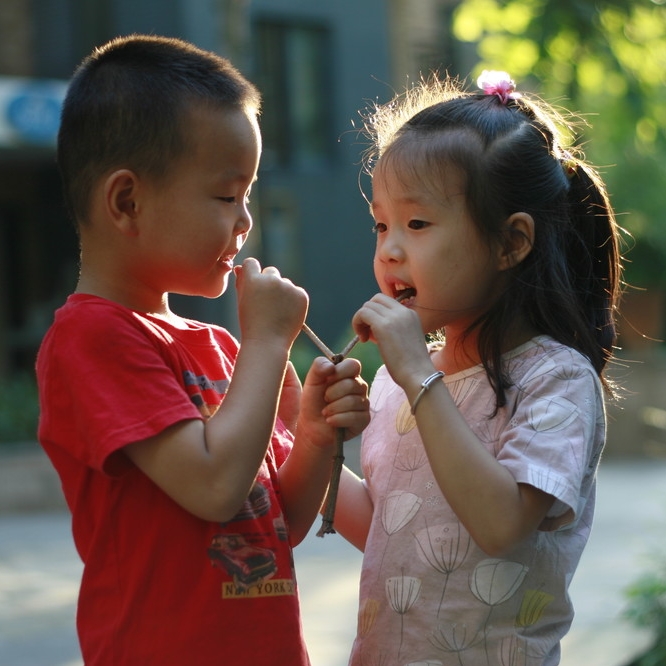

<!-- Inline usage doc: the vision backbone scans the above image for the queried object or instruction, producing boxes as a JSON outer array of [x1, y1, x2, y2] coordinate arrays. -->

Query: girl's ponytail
[[564, 159, 621, 377], [360, 72, 624, 408]]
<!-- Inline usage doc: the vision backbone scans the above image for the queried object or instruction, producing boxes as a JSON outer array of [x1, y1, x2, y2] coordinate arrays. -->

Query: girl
[[335, 71, 622, 665]]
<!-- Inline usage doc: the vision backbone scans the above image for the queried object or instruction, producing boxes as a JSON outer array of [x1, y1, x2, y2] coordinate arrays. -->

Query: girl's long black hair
[[363, 76, 622, 410]]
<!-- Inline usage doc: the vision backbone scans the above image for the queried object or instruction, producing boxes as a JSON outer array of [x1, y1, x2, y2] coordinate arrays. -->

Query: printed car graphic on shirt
[[208, 533, 277, 592], [231, 482, 271, 522]]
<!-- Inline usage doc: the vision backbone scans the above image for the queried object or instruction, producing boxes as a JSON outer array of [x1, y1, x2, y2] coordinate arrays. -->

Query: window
[[254, 19, 333, 169]]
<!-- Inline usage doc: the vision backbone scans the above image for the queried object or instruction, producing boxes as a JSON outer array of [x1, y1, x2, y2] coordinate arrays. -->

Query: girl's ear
[[498, 212, 535, 271], [104, 169, 141, 236]]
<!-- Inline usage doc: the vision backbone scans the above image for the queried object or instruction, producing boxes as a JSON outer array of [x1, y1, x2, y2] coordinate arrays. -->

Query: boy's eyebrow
[[218, 171, 259, 186]]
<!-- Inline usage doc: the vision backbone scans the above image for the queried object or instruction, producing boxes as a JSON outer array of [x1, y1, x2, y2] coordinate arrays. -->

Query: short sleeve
[[497, 348, 604, 527], [38, 303, 205, 475]]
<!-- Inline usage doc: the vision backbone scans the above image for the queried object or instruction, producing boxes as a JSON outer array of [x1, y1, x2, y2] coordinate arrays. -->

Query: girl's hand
[[296, 357, 369, 450], [352, 293, 432, 387], [234, 257, 308, 348]]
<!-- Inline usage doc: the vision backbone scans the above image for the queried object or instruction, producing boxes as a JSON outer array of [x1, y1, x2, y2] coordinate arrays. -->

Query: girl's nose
[[375, 231, 404, 263]]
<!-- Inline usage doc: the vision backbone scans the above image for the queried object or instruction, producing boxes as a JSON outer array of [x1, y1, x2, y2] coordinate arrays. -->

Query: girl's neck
[[432, 334, 480, 375], [435, 320, 539, 375]]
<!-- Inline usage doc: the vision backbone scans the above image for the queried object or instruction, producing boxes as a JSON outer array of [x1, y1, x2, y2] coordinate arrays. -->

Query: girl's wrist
[[396, 359, 439, 393], [410, 370, 446, 414]]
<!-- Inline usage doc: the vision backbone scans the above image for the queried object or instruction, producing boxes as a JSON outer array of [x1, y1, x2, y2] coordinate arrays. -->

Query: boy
[[36, 34, 369, 665]]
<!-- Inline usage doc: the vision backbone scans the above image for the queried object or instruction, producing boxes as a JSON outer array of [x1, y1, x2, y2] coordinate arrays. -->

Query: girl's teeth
[[396, 288, 415, 302]]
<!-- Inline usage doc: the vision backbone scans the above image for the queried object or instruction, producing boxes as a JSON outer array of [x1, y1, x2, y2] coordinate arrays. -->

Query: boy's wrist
[[238, 336, 292, 358], [293, 412, 341, 449]]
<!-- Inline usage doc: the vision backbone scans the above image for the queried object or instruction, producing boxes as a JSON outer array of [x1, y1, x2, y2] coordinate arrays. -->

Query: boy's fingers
[[335, 357, 362, 377], [326, 379, 367, 406], [310, 356, 336, 380], [234, 258, 253, 281], [235, 256, 261, 277]]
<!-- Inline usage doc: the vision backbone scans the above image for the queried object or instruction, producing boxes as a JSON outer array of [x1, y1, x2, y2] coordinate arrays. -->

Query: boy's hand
[[296, 357, 369, 449], [234, 257, 308, 348]]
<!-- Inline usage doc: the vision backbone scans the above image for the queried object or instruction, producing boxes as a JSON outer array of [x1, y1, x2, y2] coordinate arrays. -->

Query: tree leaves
[[452, 0, 666, 286]]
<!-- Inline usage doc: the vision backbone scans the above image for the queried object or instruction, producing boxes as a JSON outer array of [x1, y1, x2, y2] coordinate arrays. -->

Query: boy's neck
[[75, 272, 172, 319]]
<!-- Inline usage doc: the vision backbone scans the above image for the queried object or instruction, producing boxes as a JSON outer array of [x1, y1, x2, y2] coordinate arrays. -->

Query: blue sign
[[4, 83, 65, 145]]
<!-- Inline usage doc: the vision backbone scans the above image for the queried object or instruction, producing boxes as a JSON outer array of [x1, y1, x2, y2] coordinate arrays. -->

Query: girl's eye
[[408, 219, 429, 230], [372, 222, 387, 234]]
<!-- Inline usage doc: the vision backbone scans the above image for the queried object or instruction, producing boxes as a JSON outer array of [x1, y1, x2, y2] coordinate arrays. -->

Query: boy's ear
[[498, 212, 535, 271], [104, 169, 141, 235]]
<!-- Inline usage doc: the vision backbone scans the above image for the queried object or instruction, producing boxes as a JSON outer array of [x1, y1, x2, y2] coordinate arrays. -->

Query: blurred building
[[0, 0, 465, 377]]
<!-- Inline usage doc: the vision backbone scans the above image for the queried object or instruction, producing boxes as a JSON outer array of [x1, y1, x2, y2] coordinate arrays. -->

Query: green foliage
[[338, 328, 384, 384], [624, 557, 666, 665], [0, 373, 40, 443], [289, 338, 319, 382], [452, 0, 666, 287]]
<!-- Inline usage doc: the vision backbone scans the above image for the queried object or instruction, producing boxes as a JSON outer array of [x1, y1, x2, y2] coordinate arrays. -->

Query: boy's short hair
[[57, 34, 261, 227]]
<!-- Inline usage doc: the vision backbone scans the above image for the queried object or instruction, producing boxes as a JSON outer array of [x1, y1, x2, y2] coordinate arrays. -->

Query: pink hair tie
[[477, 70, 521, 104], [561, 150, 578, 179]]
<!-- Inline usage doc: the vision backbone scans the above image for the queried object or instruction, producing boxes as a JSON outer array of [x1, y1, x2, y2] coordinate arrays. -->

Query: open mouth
[[395, 286, 416, 302]]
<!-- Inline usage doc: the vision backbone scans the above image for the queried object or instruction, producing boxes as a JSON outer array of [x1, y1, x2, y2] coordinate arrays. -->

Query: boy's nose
[[235, 206, 253, 235]]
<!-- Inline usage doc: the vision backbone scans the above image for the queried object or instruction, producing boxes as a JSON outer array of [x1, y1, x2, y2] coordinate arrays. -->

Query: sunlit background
[[2, 0, 666, 456], [2, 3, 666, 666]]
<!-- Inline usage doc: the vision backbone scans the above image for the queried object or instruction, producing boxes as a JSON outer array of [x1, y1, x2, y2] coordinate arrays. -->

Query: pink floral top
[[349, 336, 605, 666]]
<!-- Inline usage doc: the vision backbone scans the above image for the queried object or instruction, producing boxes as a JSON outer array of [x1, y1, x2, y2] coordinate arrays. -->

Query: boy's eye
[[408, 219, 429, 230], [372, 222, 387, 234], [218, 195, 251, 205], [218, 196, 252, 205]]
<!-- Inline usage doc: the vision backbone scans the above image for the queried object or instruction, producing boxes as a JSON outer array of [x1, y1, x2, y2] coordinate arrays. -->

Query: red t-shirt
[[36, 294, 311, 666]]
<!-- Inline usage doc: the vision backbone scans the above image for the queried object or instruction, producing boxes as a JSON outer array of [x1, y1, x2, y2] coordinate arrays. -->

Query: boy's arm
[[276, 361, 302, 434], [124, 258, 308, 523], [277, 357, 370, 545]]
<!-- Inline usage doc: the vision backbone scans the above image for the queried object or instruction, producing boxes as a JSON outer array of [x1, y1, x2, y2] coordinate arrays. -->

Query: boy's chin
[[174, 282, 229, 300], [200, 286, 228, 300]]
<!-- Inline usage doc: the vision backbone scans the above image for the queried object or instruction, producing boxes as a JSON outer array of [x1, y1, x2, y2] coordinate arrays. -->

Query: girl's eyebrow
[[371, 193, 425, 213]]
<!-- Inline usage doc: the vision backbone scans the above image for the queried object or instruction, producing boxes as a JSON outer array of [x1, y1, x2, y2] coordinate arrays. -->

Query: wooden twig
[[301, 323, 336, 361], [337, 334, 360, 360], [302, 289, 415, 538], [316, 427, 345, 536]]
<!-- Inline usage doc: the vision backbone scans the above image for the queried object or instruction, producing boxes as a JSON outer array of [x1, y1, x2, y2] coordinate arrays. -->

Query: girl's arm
[[352, 294, 555, 557], [331, 465, 374, 551], [403, 376, 555, 556]]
